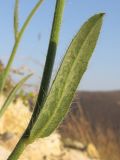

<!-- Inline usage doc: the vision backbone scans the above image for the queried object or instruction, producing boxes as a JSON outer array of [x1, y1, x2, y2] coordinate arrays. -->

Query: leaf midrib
[[33, 16, 102, 137]]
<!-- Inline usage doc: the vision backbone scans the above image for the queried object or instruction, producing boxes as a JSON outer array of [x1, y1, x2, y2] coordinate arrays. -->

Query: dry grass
[[93, 127, 120, 160], [59, 94, 120, 160]]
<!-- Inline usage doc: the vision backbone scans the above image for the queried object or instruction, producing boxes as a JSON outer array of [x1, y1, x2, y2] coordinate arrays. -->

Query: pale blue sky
[[0, 0, 120, 91]]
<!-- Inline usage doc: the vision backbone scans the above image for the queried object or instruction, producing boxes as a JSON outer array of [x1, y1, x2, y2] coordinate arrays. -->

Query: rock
[[87, 143, 100, 159], [0, 146, 10, 160], [0, 95, 93, 160], [0, 96, 31, 136]]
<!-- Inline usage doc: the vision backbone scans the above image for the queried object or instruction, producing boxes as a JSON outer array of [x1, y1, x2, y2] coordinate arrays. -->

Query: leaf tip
[[100, 13, 105, 17], [96, 13, 105, 19]]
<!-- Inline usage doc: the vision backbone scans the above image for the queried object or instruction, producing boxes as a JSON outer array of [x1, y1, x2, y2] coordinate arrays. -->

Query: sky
[[0, 0, 120, 91]]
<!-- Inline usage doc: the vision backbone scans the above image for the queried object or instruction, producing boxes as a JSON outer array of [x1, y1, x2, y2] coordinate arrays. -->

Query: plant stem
[[27, 0, 66, 133], [0, 0, 44, 92], [7, 136, 28, 160], [6, 1, 65, 159], [14, 0, 19, 40]]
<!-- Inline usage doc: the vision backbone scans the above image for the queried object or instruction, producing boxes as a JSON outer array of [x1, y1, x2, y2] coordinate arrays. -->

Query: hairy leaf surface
[[30, 13, 104, 140]]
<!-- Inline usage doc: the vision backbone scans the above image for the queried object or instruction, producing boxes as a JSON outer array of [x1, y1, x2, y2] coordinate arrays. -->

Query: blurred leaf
[[0, 74, 32, 118], [0, 0, 44, 92], [29, 13, 104, 140]]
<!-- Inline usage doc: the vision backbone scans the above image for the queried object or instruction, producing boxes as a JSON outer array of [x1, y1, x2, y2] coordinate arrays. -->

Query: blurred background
[[0, 1, 120, 160]]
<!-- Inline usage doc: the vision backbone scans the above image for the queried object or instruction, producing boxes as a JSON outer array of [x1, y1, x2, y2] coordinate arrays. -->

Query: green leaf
[[14, 0, 19, 40], [29, 13, 104, 141], [27, 0, 66, 132], [0, 74, 32, 118]]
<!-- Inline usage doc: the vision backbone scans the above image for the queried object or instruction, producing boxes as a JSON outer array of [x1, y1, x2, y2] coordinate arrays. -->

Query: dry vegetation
[[0, 61, 13, 94], [59, 91, 120, 160]]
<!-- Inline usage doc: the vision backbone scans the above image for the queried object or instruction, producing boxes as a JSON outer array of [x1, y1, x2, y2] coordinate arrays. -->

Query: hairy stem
[[7, 136, 28, 160], [27, 0, 66, 133], [5, 1, 65, 159]]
